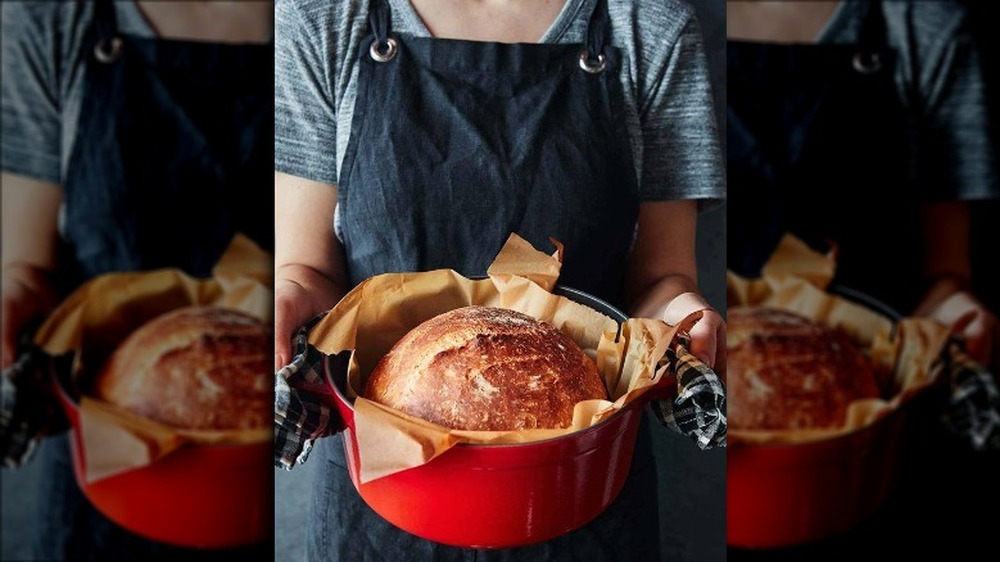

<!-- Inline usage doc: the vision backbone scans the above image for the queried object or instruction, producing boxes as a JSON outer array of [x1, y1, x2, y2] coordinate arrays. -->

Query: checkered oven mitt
[[276, 321, 729, 468], [0, 340, 69, 468], [650, 333, 727, 450], [940, 340, 1000, 450], [274, 314, 338, 470]]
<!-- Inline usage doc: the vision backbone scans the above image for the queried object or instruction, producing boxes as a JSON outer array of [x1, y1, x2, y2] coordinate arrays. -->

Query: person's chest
[[407, 0, 568, 43]]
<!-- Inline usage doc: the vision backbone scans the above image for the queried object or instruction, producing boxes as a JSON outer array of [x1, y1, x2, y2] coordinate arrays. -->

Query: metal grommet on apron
[[727, 0, 924, 314], [311, 0, 659, 560], [369, 37, 397, 62], [578, 51, 607, 73], [93, 37, 122, 63], [852, 51, 882, 74]]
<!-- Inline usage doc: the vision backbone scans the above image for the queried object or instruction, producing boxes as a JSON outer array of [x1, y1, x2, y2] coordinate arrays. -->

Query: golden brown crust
[[727, 306, 880, 431], [94, 306, 271, 431], [364, 306, 606, 431]]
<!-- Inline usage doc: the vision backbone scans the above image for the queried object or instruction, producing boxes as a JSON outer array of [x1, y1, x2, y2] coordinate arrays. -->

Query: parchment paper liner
[[308, 234, 690, 482], [32, 234, 272, 483], [728, 234, 953, 446]]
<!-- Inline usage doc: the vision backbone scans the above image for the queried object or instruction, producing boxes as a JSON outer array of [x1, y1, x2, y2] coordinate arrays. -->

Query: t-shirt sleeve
[[912, 7, 998, 201], [1, 3, 62, 183], [638, 9, 725, 208], [274, 0, 340, 185]]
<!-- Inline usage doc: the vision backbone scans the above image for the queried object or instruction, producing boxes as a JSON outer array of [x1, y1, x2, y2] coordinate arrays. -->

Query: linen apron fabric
[[32, 0, 273, 559], [336, 0, 638, 305], [61, 0, 273, 281], [726, 0, 924, 315], [307, 0, 660, 559]]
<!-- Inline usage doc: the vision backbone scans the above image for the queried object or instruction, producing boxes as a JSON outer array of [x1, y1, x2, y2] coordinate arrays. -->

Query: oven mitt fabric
[[941, 340, 1000, 451], [650, 334, 727, 450], [274, 314, 336, 470], [1, 341, 68, 468]]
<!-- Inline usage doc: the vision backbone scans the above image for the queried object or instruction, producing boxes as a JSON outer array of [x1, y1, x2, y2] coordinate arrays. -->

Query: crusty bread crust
[[727, 306, 881, 431], [94, 306, 271, 431], [365, 306, 607, 431]]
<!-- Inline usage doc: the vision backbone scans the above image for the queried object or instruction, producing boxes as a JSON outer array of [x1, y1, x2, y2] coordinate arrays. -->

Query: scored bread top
[[94, 306, 271, 431], [727, 306, 881, 431], [364, 306, 607, 431]]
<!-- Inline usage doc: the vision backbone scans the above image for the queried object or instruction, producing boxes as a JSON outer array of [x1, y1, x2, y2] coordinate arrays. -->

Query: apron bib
[[311, 1, 659, 559], [337, 0, 638, 305], [62, 0, 273, 281], [727, 0, 923, 313]]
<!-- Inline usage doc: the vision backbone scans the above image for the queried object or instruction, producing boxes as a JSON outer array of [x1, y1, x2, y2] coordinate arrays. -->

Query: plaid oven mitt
[[650, 333, 727, 450], [1, 341, 69, 468], [940, 340, 1000, 450], [274, 314, 340, 469]]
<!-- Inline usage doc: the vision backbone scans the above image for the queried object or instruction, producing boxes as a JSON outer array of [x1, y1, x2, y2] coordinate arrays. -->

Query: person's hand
[[660, 292, 727, 376], [274, 277, 322, 371], [1, 267, 57, 369], [920, 289, 997, 368]]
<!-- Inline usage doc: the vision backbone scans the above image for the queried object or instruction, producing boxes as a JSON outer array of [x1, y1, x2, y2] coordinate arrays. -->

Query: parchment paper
[[728, 234, 953, 445], [308, 234, 689, 482]]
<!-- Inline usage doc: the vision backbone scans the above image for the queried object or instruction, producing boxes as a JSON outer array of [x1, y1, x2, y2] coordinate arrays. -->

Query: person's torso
[[726, 0, 927, 312]]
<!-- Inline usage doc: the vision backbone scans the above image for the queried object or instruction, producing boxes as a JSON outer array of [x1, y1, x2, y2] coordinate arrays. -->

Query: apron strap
[[851, 0, 888, 76], [368, 0, 392, 44], [857, 0, 887, 54], [585, 0, 611, 60], [92, 0, 118, 41], [91, 0, 122, 64]]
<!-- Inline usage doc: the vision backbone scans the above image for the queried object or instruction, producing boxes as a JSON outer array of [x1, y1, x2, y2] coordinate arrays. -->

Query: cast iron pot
[[52, 366, 272, 549], [726, 287, 912, 548], [317, 285, 673, 548]]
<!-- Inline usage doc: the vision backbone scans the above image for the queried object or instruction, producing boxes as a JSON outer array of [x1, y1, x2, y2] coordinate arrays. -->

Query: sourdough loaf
[[364, 306, 607, 431], [94, 306, 271, 431], [727, 306, 881, 431]]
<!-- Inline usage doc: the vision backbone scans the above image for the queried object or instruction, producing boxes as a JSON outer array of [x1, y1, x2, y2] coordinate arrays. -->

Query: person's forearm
[[915, 201, 972, 314]]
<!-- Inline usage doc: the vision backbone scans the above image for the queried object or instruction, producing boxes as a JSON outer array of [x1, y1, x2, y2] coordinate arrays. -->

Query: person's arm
[[1, 173, 62, 368], [626, 201, 725, 372], [273, 172, 347, 369], [913, 201, 996, 367]]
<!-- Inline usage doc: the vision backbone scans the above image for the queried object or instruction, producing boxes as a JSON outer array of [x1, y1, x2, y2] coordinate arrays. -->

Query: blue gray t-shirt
[[274, 0, 727, 206], [814, 0, 997, 200]]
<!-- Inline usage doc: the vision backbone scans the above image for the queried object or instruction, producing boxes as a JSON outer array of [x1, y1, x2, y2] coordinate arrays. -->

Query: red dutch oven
[[51, 366, 272, 549], [727, 407, 908, 548], [726, 287, 914, 548], [316, 286, 674, 549]]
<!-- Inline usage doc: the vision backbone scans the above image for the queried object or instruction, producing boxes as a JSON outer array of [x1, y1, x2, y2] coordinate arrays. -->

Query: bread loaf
[[94, 306, 271, 431], [727, 306, 880, 431], [364, 306, 607, 431]]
